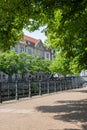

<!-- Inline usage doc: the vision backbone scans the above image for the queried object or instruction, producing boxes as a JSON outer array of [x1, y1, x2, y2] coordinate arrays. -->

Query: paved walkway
[[0, 88, 87, 130]]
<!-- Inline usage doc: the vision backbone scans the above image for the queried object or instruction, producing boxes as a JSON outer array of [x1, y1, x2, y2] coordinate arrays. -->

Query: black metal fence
[[0, 77, 83, 103]]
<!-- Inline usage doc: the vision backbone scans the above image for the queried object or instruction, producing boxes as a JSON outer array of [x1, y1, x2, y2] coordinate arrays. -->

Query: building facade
[[12, 35, 54, 60], [0, 35, 55, 81]]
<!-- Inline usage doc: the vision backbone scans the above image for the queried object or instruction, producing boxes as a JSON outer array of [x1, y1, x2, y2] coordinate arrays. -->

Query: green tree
[[31, 56, 42, 74], [41, 59, 51, 74], [31, 55, 51, 74], [49, 52, 71, 76], [0, 50, 19, 80], [18, 52, 28, 75], [0, 0, 43, 50], [0, 50, 51, 79], [0, 0, 87, 73], [18, 52, 34, 79], [44, 1, 87, 74]]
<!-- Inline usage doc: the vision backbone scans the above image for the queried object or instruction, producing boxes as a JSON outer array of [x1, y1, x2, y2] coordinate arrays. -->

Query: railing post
[[70, 78, 73, 89], [0, 82, 2, 103], [28, 80, 31, 97], [7, 82, 10, 99], [60, 80, 62, 91], [15, 81, 19, 100], [39, 81, 41, 95], [54, 81, 56, 92], [76, 77, 78, 88], [23, 82, 24, 97], [64, 80, 66, 90], [47, 81, 50, 94]]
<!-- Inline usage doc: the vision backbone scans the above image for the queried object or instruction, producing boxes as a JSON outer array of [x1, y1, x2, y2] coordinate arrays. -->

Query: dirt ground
[[0, 87, 87, 130]]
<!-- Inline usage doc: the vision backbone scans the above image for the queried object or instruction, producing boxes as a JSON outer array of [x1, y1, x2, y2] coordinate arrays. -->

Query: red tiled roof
[[19, 35, 52, 53], [24, 35, 39, 44]]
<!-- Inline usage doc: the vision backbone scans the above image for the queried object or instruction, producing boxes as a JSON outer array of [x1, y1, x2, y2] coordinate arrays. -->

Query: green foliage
[[0, 50, 19, 75], [0, 50, 51, 76], [42, 0, 87, 74], [0, 51, 32, 75], [41, 59, 51, 74], [0, 0, 87, 73], [18, 52, 30, 74], [29, 55, 51, 74], [31, 85, 39, 92], [49, 52, 71, 76], [0, 0, 42, 50]]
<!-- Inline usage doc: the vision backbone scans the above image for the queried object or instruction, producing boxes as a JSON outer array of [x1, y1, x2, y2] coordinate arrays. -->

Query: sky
[[23, 27, 47, 42]]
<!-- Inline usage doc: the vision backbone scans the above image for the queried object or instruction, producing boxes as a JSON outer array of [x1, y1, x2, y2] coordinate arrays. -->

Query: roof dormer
[[26, 40, 31, 45]]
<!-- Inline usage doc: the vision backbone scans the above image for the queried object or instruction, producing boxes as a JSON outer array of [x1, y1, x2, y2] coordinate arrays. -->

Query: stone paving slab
[[0, 88, 87, 130]]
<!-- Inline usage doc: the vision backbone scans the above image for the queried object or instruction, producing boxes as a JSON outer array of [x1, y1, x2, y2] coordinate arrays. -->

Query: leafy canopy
[[0, 50, 51, 75], [0, 0, 87, 74], [0, 50, 19, 75]]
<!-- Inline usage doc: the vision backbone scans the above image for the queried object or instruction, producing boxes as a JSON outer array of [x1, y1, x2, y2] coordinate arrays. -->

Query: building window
[[3, 75, 5, 79], [52, 55, 54, 60], [28, 48, 32, 54], [26, 41, 31, 45], [39, 75, 41, 80], [35, 75, 37, 80], [20, 46, 25, 52], [46, 53, 49, 59], [15, 75, 18, 79], [46, 47, 48, 50], [51, 50, 55, 53]]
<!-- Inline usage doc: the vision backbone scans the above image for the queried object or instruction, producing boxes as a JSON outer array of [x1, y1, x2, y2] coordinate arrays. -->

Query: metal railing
[[0, 77, 83, 103]]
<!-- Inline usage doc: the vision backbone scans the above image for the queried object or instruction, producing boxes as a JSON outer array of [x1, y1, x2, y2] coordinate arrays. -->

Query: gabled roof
[[24, 35, 39, 43], [20, 35, 40, 48], [19, 35, 52, 53]]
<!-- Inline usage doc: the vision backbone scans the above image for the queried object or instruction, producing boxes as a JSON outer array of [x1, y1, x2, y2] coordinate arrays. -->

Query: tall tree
[[0, 0, 87, 73]]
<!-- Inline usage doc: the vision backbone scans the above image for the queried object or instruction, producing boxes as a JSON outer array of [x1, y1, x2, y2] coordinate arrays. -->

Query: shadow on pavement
[[49, 129, 81, 130], [36, 99, 87, 130], [69, 89, 87, 93], [64, 129, 81, 130]]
